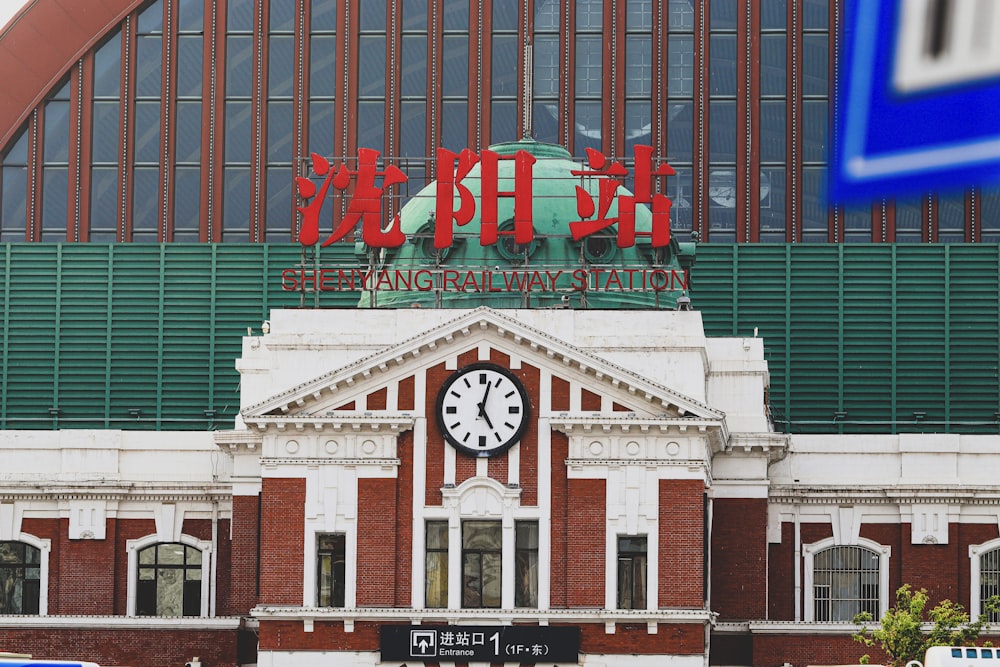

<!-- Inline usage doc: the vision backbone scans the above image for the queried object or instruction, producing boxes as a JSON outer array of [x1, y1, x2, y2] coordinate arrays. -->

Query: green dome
[[358, 139, 694, 309]]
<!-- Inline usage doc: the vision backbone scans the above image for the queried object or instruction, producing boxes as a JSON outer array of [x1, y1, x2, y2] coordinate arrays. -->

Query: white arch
[[125, 533, 213, 617], [3, 532, 51, 615], [802, 536, 891, 622]]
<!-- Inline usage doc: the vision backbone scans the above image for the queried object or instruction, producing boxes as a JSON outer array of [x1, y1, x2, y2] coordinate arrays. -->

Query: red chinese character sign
[[294, 145, 674, 250]]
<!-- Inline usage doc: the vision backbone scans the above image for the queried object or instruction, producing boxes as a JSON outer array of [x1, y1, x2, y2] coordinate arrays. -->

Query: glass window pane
[[269, 35, 295, 97], [360, 0, 386, 31], [227, 0, 254, 32], [492, 34, 517, 97], [493, 0, 517, 30], [310, 35, 337, 98], [801, 166, 828, 238], [760, 35, 786, 97], [176, 35, 203, 98], [138, 1, 163, 33], [803, 0, 828, 29], [267, 100, 294, 163], [627, 0, 653, 31], [270, 0, 295, 32], [844, 205, 871, 243], [761, 0, 786, 30], [312, 0, 337, 32], [802, 99, 828, 163], [709, 101, 736, 162], [2, 166, 27, 240], [574, 101, 601, 153], [136, 36, 163, 98], [710, 35, 736, 96], [359, 36, 386, 97], [402, 35, 427, 97], [134, 101, 161, 164], [937, 193, 966, 242], [443, 0, 468, 30], [533, 101, 559, 144], [576, 0, 602, 30], [669, 36, 694, 97], [132, 166, 159, 235], [178, 0, 204, 32], [442, 35, 468, 97], [575, 36, 602, 97], [760, 100, 785, 163], [894, 197, 925, 242], [42, 167, 69, 241], [226, 35, 254, 97], [43, 101, 71, 164], [532, 36, 559, 99], [803, 33, 829, 97], [624, 101, 651, 153], [981, 187, 1000, 242], [173, 166, 201, 239], [710, 0, 737, 29], [626, 36, 652, 97], [441, 100, 468, 151], [90, 166, 119, 239], [224, 100, 252, 163], [175, 101, 202, 163], [92, 101, 121, 164], [666, 166, 693, 234], [357, 101, 384, 150], [670, 0, 695, 31], [266, 166, 293, 241], [401, 101, 426, 157], [223, 166, 250, 238], [403, 0, 427, 30], [666, 101, 692, 163], [491, 100, 516, 145], [309, 101, 335, 156], [759, 166, 785, 239], [535, 0, 559, 30], [94, 34, 122, 98]]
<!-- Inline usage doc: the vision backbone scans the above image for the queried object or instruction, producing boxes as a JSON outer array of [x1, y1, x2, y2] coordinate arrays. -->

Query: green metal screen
[[2, 243, 998, 434]]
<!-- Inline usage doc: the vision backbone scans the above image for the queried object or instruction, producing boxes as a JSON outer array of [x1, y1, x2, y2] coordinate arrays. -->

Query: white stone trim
[[801, 536, 891, 622], [126, 533, 213, 617]]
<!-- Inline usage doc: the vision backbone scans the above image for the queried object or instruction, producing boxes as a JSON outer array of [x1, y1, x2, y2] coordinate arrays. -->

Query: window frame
[[126, 533, 212, 617], [969, 538, 1000, 621], [316, 532, 347, 608], [616, 534, 648, 610], [802, 537, 890, 623], [0, 534, 51, 615]]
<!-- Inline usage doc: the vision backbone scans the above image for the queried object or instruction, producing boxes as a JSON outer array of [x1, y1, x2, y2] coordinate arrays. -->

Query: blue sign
[[830, 0, 1000, 204]]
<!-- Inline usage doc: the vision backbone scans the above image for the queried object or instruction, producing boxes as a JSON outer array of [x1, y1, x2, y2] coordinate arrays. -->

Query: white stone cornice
[[769, 485, 1000, 505], [746, 621, 866, 635], [214, 429, 263, 453], [724, 432, 789, 458], [251, 605, 716, 628], [0, 485, 231, 503], [0, 615, 242, 629], [261, 458, 400, 468], [244, 414, 415, 433]]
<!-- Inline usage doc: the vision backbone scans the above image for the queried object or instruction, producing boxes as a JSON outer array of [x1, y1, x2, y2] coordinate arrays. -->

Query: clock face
[[435, 363, 531, 458]]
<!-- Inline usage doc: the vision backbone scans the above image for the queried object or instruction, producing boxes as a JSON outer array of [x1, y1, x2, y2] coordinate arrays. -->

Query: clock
[[435, 362, 531, 457]]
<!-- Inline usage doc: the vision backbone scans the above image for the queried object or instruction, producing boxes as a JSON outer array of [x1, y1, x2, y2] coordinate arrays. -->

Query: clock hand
[[479, 381, 495, 429]]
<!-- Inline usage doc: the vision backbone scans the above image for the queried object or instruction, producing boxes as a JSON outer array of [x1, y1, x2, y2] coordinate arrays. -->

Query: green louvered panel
[[56, 245, 115, 428], [894, 246, 949, 432], [840, 246, 894, 434], [159, 246, 215, 428], [109, 247, 166, 427], [785, 247, 843, 434], [3, 246, 60, 428], [947, 245, 1000, 433]]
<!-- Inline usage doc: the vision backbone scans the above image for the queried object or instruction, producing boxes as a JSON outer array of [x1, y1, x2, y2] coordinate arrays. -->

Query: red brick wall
[[55, 518, 116, 614], [357, 478, 398, 606], [425, 360, 449, 506], [711, 497, 767, 619], [260, 477, 305, 604], [228, 494, 260, 614], [113, 518, 156, 614], [397, 374, 415, 410], [0, 627, 237, 667], [566, 478, 606, 607], [551, 375, 570, 411], [660, 479, 706, 608], [394, 429, 414, 606], [767, 522, 795, 620], [753, 632, 881, 667], [511, 360, 539, 506]]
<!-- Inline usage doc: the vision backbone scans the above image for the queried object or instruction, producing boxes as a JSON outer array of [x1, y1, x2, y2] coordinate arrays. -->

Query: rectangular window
[[617, 535, 647, 609], [317, 533, 346, 607], [425, 521, 448, 608], [515, 521, 538, 608], [462, 520, 501, 608]]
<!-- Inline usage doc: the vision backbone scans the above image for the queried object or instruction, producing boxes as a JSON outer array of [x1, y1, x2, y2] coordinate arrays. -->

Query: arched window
[[0, 541, 41, 614], [127, 535, 212, 617], [136, 542, 204, 616], [969, 538, 1000, 621], [804, 537, 890, 622]]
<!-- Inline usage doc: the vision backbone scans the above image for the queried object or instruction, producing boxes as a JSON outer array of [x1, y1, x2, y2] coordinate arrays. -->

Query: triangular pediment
[[241, 307, 724, 428]]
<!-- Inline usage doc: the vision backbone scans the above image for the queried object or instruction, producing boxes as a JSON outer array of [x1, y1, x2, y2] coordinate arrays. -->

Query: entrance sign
[[379, 625, 580, 663], [295, 146, 674, 249], [830, 0, 1000, 204]]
